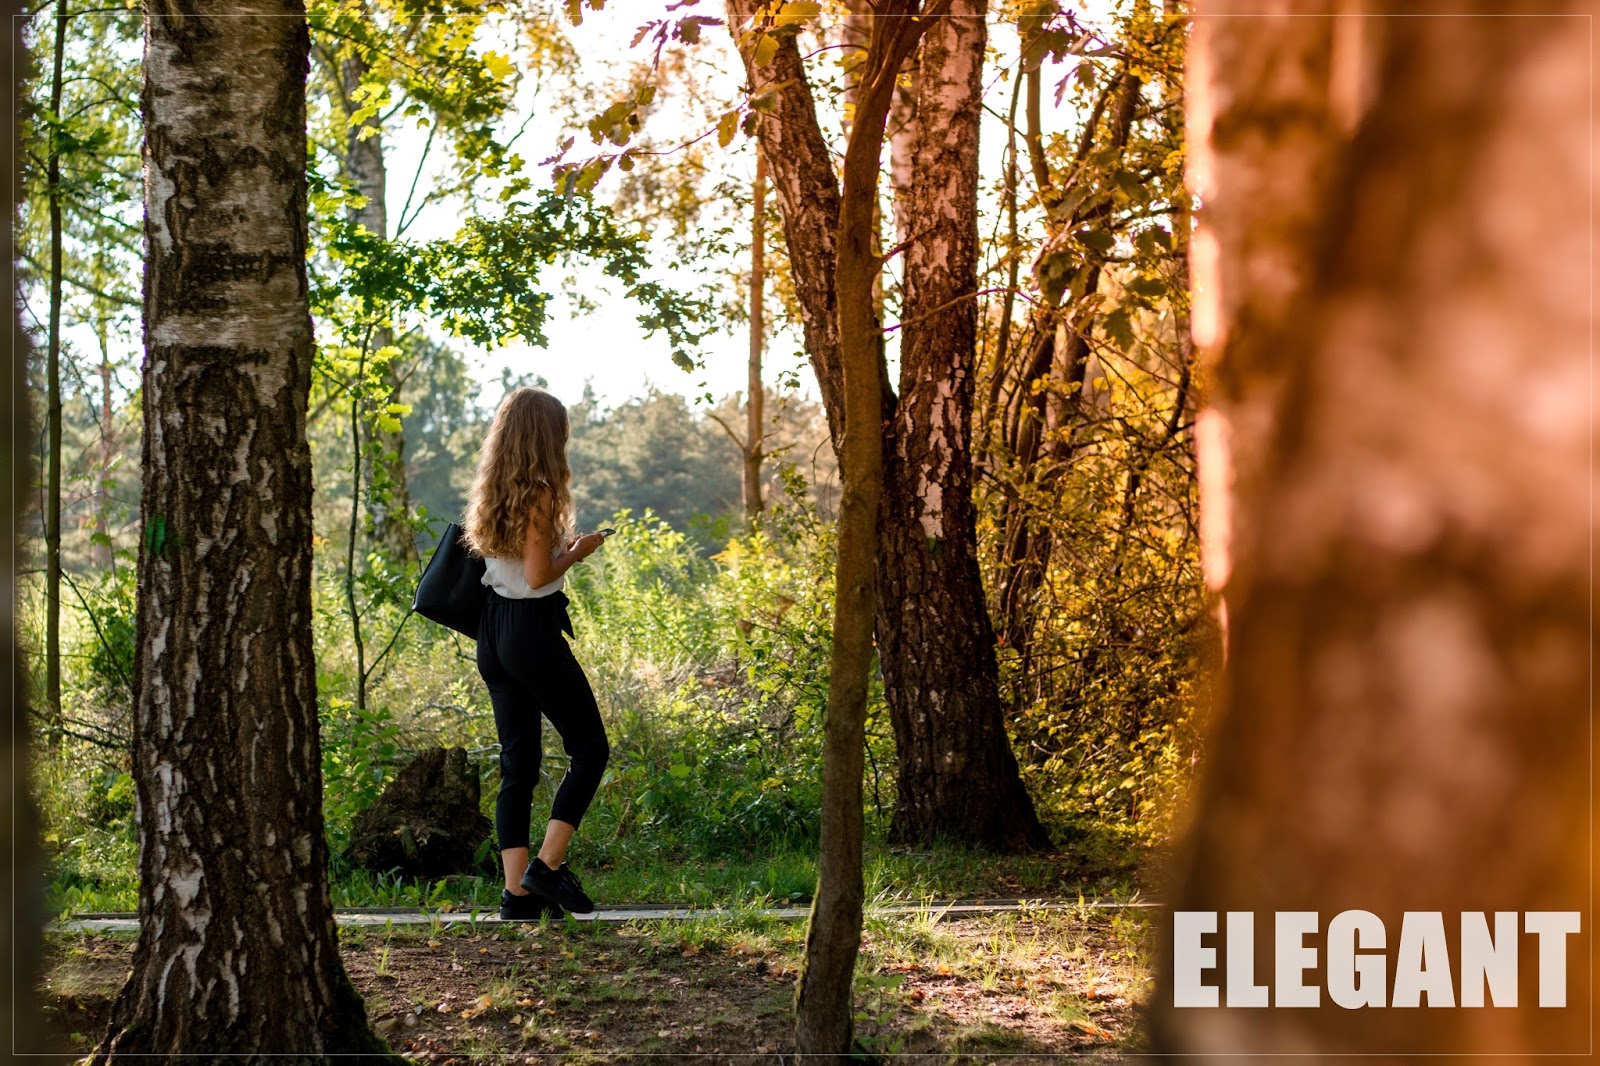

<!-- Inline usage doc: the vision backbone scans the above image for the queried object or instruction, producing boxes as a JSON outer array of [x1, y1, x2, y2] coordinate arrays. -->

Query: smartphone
[[596, 527, 617, 538]]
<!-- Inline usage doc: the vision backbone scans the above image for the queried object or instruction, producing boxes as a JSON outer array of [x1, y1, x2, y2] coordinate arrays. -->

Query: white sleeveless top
[[481, 553, 563, 599]]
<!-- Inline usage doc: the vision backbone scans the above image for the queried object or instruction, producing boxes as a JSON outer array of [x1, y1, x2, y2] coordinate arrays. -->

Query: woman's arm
[[521, 504, 605, 589]]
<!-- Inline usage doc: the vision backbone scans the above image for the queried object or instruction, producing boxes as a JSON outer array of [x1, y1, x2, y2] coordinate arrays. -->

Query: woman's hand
[[564, 532, 607, 561]]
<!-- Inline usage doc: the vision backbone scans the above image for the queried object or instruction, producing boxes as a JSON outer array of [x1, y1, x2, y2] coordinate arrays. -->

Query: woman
[[463, 386, 610, 921]]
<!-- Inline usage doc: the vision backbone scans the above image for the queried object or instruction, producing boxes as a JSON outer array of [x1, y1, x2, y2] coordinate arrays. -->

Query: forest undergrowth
[[31, 497, 1181, 920]]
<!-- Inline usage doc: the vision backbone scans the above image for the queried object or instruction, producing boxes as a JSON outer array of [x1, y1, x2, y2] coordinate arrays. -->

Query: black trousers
[[476, 590, 610, 851]]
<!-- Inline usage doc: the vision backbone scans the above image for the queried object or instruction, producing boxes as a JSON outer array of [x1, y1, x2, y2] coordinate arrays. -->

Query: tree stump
[[346, 747, 493, 877]]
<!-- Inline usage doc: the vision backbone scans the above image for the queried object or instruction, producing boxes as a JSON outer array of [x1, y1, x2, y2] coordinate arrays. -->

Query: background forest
[[18, 0, 1204, 918]]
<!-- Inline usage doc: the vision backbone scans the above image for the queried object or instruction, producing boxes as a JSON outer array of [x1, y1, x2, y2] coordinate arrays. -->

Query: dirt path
[[34, 906, 1154, 1061]]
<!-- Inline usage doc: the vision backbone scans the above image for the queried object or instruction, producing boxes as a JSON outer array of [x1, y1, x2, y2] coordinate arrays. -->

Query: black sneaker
[[520, 858, 596, 918], [499, 888, 562, 922]]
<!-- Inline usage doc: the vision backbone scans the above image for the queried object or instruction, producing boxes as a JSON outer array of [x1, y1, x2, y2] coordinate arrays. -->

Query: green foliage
[[567, 391, 742, 539], [316, 195, 712, 369], [319, 692, 402, 854], [978, 2, 1202, 845], [307, 0, 557, 201], [70, 558, 137, 713], [547, 504, 855, 861]]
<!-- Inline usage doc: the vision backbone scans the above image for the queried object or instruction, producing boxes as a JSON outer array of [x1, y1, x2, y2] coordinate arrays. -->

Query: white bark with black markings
[[93, 4, 387, 1059]]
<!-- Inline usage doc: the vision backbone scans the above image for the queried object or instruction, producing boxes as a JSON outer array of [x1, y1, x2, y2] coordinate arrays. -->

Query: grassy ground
[[33, 903, 1154, 1061], [51, 829, 1155, 918], [325, 834, 1152, 915]]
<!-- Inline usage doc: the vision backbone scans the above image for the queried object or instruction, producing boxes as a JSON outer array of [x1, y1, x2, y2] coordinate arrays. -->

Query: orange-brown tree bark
[[729, 0, 1045, 855], [1155, 3, 1593, 1054]]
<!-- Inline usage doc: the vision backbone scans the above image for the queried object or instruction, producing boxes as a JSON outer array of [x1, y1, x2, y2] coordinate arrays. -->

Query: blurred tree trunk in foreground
[[1156, 3, 1593, 1054], [92, 3, 387, 1059], [6, 0, 43, 1051]]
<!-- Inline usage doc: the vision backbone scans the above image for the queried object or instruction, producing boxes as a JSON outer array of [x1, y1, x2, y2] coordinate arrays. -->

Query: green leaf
[[482, 51, 514, 83], [751, 32, 779, 66], [1112, 169, 1146, 200], [773, 1, 820, 28], [1126, 275, 1167, 299], [1102, 307, 1135, 351], [717, 109, 740, 148], [1076, 227, 1115, 255]]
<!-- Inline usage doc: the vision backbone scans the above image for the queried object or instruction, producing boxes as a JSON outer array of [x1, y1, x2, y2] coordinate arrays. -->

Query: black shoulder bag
[[413, 522, 488, 641]]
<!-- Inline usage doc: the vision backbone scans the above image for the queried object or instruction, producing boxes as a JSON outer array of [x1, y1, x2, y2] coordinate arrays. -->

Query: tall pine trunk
[[880, 0, 1047, 851], [1156, 4, 1593, 1054], [93, 4, 386, 1058]]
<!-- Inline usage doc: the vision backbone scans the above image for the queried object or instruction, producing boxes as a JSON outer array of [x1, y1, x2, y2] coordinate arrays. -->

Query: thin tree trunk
[[785, 5, 939, 1053], [742, 151, 766, 523], [93, 312, 114, 567], [885, 66, 919, 252], [879, 0, 1047, 851], [342, 47, 415, 565], [1156, 3, 1592, 1054], [981, 69, 1025, 445], [93, 4, 388, 1058], [44, 0, 65, 741], [347, 343, 368, 714], [7, 0, 44, 1048], [728, 1, 844, 449]]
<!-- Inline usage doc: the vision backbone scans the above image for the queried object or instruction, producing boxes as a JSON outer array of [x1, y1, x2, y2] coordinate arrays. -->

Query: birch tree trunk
[[1156, 3, 1594, 1054], [92, 4, 387, 1058], [879, 0, 1047, 851], [729, 0, 1044, 855]]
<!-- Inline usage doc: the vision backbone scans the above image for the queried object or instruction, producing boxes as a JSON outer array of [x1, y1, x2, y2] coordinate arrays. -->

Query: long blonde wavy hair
[[463, 387, 574, 558]]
